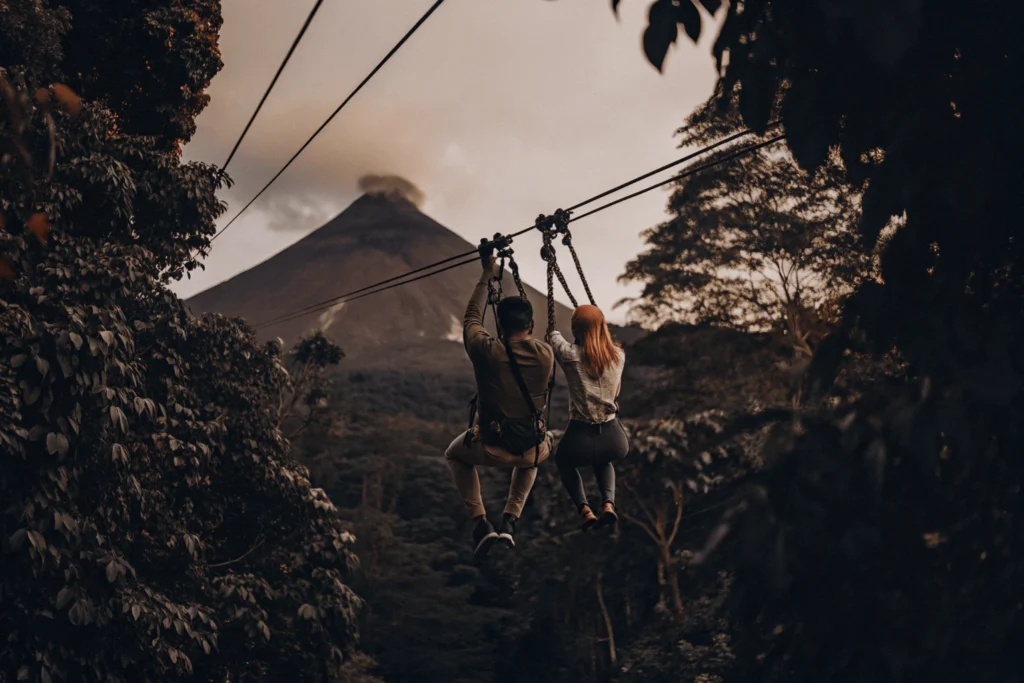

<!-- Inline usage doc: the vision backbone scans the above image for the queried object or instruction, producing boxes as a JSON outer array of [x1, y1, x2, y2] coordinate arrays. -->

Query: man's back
[[468, 335, 554, 439], [462, 272, 554, 444]]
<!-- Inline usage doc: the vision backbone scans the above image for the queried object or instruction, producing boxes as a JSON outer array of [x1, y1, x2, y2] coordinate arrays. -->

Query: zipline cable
[[211, 0, 448, 243], [254, 123, 780, 327], [218, 0, 325, 178], [255, 132, 786, 328], [568, 133, 786, 223]]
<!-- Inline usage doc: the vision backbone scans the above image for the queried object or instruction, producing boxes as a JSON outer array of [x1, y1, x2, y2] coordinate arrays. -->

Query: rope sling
[[536, 208, 596, 340]]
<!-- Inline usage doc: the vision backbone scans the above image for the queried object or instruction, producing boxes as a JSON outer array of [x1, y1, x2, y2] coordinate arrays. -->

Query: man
[[445, 255, 555, 560]]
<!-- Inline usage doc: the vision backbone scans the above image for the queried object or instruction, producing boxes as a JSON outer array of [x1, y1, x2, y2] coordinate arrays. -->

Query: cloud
[[357, 174, 425, 208]]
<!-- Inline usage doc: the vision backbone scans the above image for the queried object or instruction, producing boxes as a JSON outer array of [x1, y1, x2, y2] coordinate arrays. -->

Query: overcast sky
[[172, 0, 723, 324]]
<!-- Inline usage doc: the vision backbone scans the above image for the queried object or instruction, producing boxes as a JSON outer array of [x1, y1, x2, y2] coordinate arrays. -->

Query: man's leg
[[494, 435, 553, 547], [445, 430, 500, 559], [445, 431, 487, 519], [504, 466, 539, 519]]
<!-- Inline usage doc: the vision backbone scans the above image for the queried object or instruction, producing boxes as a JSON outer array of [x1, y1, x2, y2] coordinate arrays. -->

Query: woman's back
[[549, 330, 624, 424]]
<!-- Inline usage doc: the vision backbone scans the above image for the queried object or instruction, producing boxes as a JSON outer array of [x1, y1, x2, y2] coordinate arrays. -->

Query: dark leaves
[[859, 164, 902, 249], [643, 0, 679, 72], [56, 587, 73, 610], [738, 35, 779, 134], [780, 77, 833, 173], [46, 432, 69, 457], [675, 0, 702, 42]]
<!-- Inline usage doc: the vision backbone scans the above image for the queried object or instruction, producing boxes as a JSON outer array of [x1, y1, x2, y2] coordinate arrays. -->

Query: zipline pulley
[[478, 233, 527, 303], [535, 209, 595, 339]]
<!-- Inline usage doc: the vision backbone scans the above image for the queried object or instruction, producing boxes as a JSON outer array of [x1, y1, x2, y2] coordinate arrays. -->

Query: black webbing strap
[[502, 338, 545, 467]]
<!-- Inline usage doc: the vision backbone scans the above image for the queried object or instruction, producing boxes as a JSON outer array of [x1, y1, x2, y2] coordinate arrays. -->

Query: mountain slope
[[186, 194, 576, 363]]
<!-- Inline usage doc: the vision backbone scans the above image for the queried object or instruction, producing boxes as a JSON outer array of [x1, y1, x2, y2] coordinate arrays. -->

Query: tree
[[279, 330, 345, 439], [1, 2, 365, 681], [606, 1, 1024, 682], [621, 90, 870, 360], [619, 413, 759, 619]]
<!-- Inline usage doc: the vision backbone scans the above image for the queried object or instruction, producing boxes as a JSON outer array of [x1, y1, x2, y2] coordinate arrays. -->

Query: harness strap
[[502, 337, 546, 467]]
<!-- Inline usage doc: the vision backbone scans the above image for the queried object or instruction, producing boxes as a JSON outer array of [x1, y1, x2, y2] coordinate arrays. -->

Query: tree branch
[[666, 480, 685, 548], [208, 538, 265, 569], [622, 480, 663, 540]]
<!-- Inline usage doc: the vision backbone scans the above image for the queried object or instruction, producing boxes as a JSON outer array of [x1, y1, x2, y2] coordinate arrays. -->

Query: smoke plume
[[357, 174, 425, 208]]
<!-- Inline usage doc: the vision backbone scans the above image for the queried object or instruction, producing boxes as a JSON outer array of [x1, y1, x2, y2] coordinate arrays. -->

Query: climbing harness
[[467, 233, 546, 466]]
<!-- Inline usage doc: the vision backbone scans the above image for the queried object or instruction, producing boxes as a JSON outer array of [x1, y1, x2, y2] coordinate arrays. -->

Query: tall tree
[[1, 3, 365, 682], [621, 91, 870, 359]]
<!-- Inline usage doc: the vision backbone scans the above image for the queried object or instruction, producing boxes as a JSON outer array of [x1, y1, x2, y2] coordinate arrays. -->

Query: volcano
[[186, 194, 580, 367]]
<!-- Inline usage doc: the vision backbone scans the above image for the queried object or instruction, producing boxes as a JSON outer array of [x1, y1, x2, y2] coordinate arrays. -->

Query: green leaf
[[106, 559, 119, 583], [68, 331, 83, 350], [675, 0, 701, 42], [17, 666, 29, 681], [56, 587, 73, 609], [46, 432, 69, 456], [110, 406, 128, 434], [10, 529, 27, 549], [27, 529, 46, 551], [643, 0, 678, 72], [11, 354, 28, 368]]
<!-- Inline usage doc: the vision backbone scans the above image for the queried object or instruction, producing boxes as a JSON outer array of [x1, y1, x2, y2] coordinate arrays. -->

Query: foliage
[[621, 89, 870, 360], [616, 414, 756, 617], [1, 2, 365, 681], [1, 1, 226, 281], [279, 330, 345, 440], [613, 1, 1024, 682]]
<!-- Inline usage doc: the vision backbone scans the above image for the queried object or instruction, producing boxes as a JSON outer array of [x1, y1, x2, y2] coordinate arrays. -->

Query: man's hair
[[496, 297, 533, 336]]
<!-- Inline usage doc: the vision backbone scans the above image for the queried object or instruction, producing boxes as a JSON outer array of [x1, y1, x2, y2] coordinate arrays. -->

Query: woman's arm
[[547, 329, 578, 363]]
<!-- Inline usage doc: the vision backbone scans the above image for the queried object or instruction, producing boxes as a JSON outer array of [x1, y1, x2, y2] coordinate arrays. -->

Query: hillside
[[186, 193, 583, 365]]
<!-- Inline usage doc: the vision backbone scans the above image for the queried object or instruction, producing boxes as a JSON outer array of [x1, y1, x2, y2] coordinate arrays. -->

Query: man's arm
[[464, 256, 501, 357]]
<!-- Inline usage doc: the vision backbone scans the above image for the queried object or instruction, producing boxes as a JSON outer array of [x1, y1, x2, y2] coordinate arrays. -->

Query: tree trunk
[[663, 548, 684, 618], [595, 570, 617, 666], [656, 558, 667, 611]]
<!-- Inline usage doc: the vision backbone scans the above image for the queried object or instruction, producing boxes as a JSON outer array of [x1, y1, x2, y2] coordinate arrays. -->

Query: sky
[[172, 0, 724, 324]]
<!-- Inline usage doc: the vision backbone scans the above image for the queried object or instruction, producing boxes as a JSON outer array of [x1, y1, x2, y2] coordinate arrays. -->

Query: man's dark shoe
[[472, 517, 500, 560], [497, 514, 517, 549]]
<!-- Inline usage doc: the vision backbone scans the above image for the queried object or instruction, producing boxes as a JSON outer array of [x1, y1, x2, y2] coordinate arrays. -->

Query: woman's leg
[[593, 462, 616, 506], [591, 419, 630, 505], [555, 421, 593, 510]]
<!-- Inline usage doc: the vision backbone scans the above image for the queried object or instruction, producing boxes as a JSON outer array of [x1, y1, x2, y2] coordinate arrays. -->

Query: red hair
[[570, 305, 622, 377]]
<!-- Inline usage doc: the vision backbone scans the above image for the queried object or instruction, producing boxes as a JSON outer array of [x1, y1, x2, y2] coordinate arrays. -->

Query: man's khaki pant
[[445, 426, 552, 520]]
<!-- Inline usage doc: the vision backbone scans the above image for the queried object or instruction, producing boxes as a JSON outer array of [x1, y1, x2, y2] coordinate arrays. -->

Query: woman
[[548, 305, 629, 532]]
